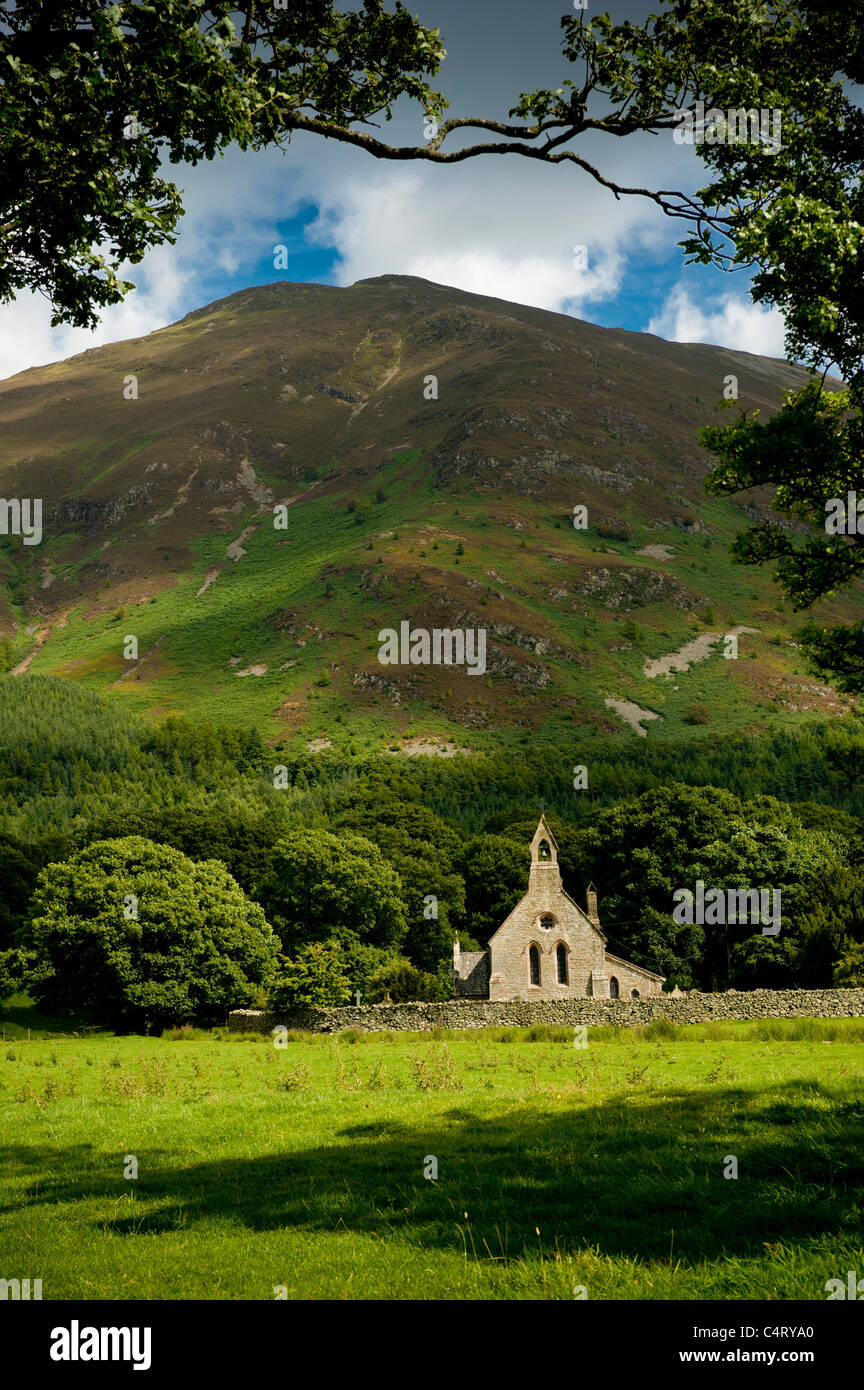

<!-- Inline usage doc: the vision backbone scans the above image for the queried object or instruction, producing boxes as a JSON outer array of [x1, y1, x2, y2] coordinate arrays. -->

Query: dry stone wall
[[228, 987, 864, 1034]]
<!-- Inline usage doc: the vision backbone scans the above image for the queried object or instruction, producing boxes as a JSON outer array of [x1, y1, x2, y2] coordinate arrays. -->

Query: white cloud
[[0, 153, 308, 382], [302, 155, 644, 315], [648, 284, 787, 358], [0, 262, 187, 384], [0, 102, 778, 383]]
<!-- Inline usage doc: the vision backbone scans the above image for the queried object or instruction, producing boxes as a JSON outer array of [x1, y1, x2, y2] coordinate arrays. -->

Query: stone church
[[453, 816, 664, 1001]]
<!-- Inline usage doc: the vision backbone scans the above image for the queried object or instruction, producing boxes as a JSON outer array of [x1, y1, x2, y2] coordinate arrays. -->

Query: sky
[[0, 0, 788, 382]]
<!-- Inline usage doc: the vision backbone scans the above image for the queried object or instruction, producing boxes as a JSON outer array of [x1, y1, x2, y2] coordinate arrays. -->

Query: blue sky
[[198, 207, 341, 308], [0, 0, 788, 380]]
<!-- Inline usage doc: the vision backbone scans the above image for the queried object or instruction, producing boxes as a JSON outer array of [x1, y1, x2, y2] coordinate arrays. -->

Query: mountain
[[0, 275, 858, 751]]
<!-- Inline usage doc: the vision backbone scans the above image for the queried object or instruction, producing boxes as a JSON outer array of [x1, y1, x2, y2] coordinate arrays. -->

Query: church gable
[[488, 887, 606, 1001], [487, 815, 604, 950], [488, 885, 605, 950]]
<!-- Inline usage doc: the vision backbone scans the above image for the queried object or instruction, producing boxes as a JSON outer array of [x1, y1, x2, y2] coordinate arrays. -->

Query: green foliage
[[0, 679, 282, 843], [703, 383, 864, 691], [729, 933, 796, 991], [83, 805, 290, 894], [270, 942, 352, 1011], [18, 836, 278, 1028], [402, 915, 453, 981], [796, 866, 864, 986], [0, 948, 27, 1001], [569, 784, 847, 991], [5, 680, 864, 1000], [0, 2, 445, 325], [457, 833, 530, 946], [0, 832, 40, 950], [834, 942, 864, 987], [258, 828, 407, 953], [335, 799, 463, 972], [365, 957, 447, 1003], [337, 941, 399, 998]]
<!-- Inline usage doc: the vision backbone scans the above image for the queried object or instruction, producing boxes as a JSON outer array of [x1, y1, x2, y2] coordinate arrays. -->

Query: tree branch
[[273, 110, 729, 227]]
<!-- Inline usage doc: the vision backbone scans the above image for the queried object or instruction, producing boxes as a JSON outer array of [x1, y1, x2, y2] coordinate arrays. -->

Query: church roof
[[605, 952, 665, 983]]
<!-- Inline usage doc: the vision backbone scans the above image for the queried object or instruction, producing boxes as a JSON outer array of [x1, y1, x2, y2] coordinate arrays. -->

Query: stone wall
[[228, 987, 864, 1034]]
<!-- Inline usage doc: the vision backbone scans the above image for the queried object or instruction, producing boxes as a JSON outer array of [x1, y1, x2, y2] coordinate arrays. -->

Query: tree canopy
[[3, 680, 864, 1013], [270, 940, 352, 1011], [334, 800, 463, 974], [457, 833, 530, 948], [257, 827, 407, 953], [568, 784, 849, 990], [15, 835, 278, 1027]]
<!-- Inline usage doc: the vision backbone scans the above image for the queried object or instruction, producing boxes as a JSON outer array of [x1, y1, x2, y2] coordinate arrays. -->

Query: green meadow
[[2, 1002, 862, 1300]]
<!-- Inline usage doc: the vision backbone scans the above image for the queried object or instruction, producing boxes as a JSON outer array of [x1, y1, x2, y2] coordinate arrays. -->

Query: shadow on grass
[[0, 993, 111, 1038], [2, 1082, 862, 1262]]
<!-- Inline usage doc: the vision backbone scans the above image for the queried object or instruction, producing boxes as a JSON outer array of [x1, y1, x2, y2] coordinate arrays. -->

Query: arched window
[[539, 914, 555, 931], [631, 989, 640, 998], [609, 976, 619, 999], [556, 944, 568, 984], [538, 839, 551, 860], [529, 945, 541, 986]]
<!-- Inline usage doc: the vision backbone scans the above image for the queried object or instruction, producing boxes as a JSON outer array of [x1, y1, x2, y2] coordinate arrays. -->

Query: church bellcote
[[529, 815, 561, 891]]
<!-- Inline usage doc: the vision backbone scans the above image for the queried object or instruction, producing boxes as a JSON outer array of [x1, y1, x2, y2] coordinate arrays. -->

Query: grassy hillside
[[0, 276, 858, 748]]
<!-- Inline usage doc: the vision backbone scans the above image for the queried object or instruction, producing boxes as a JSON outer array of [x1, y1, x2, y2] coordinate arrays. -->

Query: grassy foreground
[[1, 1006, 862, 1300]]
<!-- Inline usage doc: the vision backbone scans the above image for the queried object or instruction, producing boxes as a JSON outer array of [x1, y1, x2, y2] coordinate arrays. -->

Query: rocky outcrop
[[573, 565, 703, 611], [50, 486, 152, 528]]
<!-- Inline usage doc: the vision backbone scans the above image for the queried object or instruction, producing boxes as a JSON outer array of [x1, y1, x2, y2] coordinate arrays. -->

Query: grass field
[[1, 1004, 862, 1300]]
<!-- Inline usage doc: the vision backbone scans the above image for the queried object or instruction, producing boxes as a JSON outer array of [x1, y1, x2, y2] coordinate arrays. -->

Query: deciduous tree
[[18, 835, 278, 1027]]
